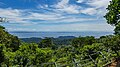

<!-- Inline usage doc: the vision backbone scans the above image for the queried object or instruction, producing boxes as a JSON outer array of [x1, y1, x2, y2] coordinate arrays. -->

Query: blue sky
[[0, 0, 114, 32]]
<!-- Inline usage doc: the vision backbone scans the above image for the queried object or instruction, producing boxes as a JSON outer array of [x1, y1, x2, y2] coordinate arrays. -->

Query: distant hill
[[9, 31, 113, 38], [57, 36, 76, 39], [20, 37, 42, 43], [20, 36, 75, 45]]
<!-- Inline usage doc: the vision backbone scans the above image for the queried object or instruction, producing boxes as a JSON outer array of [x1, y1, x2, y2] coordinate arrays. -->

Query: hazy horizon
[[10, 31, 113, 38]]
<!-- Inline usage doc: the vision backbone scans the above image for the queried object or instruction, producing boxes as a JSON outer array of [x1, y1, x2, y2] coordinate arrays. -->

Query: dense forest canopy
[[0, 0, 120, 67], [0, 25, 120, 66]]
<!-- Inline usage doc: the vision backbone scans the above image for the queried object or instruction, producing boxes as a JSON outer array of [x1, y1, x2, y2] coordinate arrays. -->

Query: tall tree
[[0, 25, 20, 51], [104, 0, 120, 34]]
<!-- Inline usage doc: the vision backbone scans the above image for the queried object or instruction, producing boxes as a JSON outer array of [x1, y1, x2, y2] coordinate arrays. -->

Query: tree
[[0, 25, 20, 51], [39, 37, 53, 48], [104, 0, 120, 34], [1, 43, 53, 66], [0, 26, 5, 29], [0, 44, 5, 64], [99, 35, 120, 56], [71, 36, 95, 48]]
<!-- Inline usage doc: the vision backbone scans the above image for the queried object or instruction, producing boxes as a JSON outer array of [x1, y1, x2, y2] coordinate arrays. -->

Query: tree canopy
[[104, 0, 120, 34], [0, 25, 20, 51]]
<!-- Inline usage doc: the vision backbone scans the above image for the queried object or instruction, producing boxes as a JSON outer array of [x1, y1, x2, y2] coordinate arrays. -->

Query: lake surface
[[9, 31, 113, 38]]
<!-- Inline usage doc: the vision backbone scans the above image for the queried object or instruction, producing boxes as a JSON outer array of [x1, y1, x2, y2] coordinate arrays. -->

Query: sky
[[0, 0, 114, 32]]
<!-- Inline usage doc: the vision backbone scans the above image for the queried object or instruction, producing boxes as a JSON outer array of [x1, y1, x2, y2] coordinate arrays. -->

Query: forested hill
[[0, 25, 120, 66], [0, 26, 20, 51], [20, 37, 42, 43], [20, 36, 75, 45]]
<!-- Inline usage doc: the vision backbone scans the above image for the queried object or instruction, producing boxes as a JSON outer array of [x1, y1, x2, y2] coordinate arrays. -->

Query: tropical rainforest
[[0, 0, 120, 67]]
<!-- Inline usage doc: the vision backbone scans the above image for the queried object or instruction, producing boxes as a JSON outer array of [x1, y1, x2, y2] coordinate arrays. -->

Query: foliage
[[1, 0, 120, 66], [0, 44, 5, 64], [20, 37, 42, 43], [0, 26, 5, 29], [39, 37, 54, 48], [99, 35, 120, 56], [104, 0, 120, 34], [71, 36, 95, 48], [0, 25, 120, 66], [21, 36, 74, 46], [0, 43, 53, 66], [0, 25, 20, 51]]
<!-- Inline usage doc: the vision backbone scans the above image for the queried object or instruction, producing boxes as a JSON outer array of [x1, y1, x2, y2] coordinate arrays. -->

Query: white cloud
[[84, 0, 111, 16], [0, 0, 114, 32], [52, 0, 81, 14], [0, 8, 26, 23], [55, 17, 96, 23], [0, 8, 98, 24], [0, 8, 21, 17], [37, 4, 48, 9], [75, 0, 111, 16], [76, 0, 84, 3], [80, 8, 97, 15], [0, 0, 112, 24], [0, 8, 63, 23], [7, 22, 114, 32], [51, 0, 111, 15], [55, 0, 69, 8], [87, 0, 111, 9], [27, 12, 65, 21], [57, 5, 80, 14]]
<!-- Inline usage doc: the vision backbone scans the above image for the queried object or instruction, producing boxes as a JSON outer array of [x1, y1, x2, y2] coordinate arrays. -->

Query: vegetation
[[0, 0, 120, 66], [20, 36, 75, 45], [104, 0, 120, 34], [0, 25, 120, 67], [0, 26, 20, 51]]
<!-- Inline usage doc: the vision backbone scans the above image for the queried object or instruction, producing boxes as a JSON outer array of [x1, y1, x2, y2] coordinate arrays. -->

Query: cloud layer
[[0, 0, 113, 32]]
